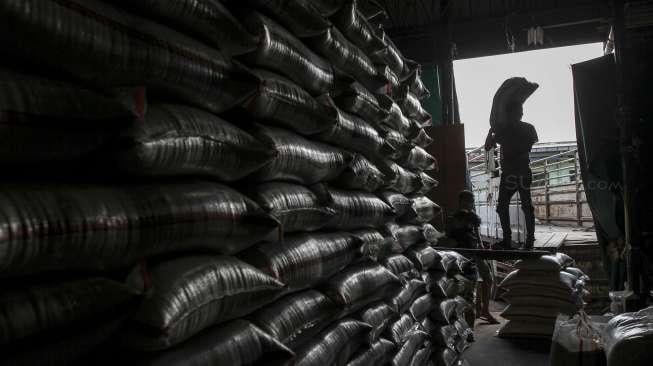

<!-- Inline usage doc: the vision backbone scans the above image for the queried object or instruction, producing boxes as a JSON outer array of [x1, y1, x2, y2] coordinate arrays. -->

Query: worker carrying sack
[[240, 232, 360, 292], [332, 81, 390, 125], [346, 338, 396, 366], [111, 0, 259, 56], [241, 0, 330, 38], [249, 290, 342, 349], [0, 182, 280, 276], [333, 155, 387, 193], [248, 125, 351, 185], [241, 12, 336, 95], [490, 77, 539, 130], [322, 186, 396, 230], [243, 70, 338, 136], [331, 0, 387, 54], [293, 319, 372, 366], [245, 182, 335, 233], [316, 105, 386, 159], [0, 68, 138, 165], [143, 320, 294, 366], [306, 26, 388, 92], [0, 0, 258, 114], [111, 104, 275, 181], [323, 261, 402, 313], [125, 255, 285, 351], [0, 278, 138, 365], [357, 302, 398, 343]]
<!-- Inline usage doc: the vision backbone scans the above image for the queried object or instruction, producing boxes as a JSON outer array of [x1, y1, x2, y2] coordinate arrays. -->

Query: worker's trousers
[[496, 170, 535, 242]]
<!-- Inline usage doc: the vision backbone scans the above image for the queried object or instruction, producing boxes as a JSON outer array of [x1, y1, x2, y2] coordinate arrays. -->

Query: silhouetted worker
[[484, 102, 538, 250]]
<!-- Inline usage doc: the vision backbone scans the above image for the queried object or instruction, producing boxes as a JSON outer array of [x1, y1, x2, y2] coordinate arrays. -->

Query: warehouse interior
[[0, 0, 652, 365]]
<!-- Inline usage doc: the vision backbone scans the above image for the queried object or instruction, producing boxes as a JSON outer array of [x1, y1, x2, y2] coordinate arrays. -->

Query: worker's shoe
[[521, 236, 535, 251]]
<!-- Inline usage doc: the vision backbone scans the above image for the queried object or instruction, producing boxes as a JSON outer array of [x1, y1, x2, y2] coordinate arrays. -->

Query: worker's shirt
[[487, 121, 538, 175], [446, 209, 482, 249]]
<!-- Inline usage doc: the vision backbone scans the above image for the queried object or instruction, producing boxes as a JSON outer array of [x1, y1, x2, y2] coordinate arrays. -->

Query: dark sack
[[246, 182, 335, 233], [384, 223, 424, 252], [379, 191, 412, 218], [316, 107, 386, 158], [401, 196, 441, 224], [306, 27, 387, 92], [242, 0, 330, 37], [0, 182, 280, 275], [376, 95, 416, 137], [409, 344, 433, 366], [353, 229, 392, 261], [331, 0, 386, 54], [323, 262, 401, 313], [384, 313, 419, 345], [410, 293, 440, 322], [111, 104, 275, 181], [126, 255, 285, 350], [249, 290, 341, 349], [433, 347, 458, 366], [242, 13, 335, 95], [382, 254, 419, 280], [412, 129, 434, 148], [400, 146, 438, 172], [406, 245, 441, 271], [373, 33, 405, 77], [387, 279, 427, 314], [385, 161, 422, 194], [0, 68, 139, 165], [0, 0, 257, 114], [396, 88, 431, 127], [144, 320, 294, 366], [312, 0, 348, 16], [346, 338, 395, 366], [422, 272, 458, 299], [421, 319, 457, 349], [391, 330, 429, 366], [243, 70, 338, 135], [240, 232, 360, 292], [293, 319, 372, 366], [357, 302, 398, 343], [324, 187, 395, 230], [402, 69, 430, 99], [112, 0, 259, 56], [249, 125, 351, 184], [333, 155, 386, 193], [430, 299, 458, 325], [332, 81, 390, 124], [416, 172, 439, 195]]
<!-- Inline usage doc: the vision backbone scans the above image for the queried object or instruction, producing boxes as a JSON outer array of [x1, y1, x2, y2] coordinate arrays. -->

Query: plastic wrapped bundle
[[0, 0, 257, 114], [602, 307, 653, 366], [383, 254, 420, 280], [422, 272, 458, 299], [333, 155, 386, 192], [112, 104, 275, 180], [332, 0, 386, 54], [0, 278, 137, 364], [379, 191, 412, 218], [387, 279, 427, 314], [409, 344, 433, 366], [406, 245, 440, 271], [246, 182, 335, 233], [144, 320, 294, 366], [353, 229, 392, 261], [391, 330, 429, 366], [432, 347, 458, 366], [243, 0, 330, 38], [126, 256, 285, 350], [431, 299, 458, 325], [417, 172, 439, 195], [347, 338, 395, 366], [333, 81, 390, 124], [376, 95, 416, 137], [112, 0, 258, 56], [323, 261, 401, 312], [316, 107, 386, 158], [385, 223, 424, 252], [400, 146, 438, 172], [490, 77, 539, 130], [384, 313, 419, 345], [357, 302, 398, 343], [0, 182, 280, 275], [244, 71, 338, 135], [402, 69, 431, 99], [412, 129, 434, 148], [249, 125, 351, 184], [249, 290, 341, 349], [240, 232, 360, 292], [293, 319, 372, 366], [397, 87, 432, 127], [324, 187, 395, 230], [384, 129, 413, 159], [401, 196, 441, 224], [0, 68, 140, 164], [306, 26, 387, 92], [242, 13, 335, 95]]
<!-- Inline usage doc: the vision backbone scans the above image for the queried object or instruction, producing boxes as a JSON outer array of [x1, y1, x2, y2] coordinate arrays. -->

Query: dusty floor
[[464, 304, 551, 366]]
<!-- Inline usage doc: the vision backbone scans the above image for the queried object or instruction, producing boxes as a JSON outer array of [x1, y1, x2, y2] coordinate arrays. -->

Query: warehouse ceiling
[[376, 0, 613, 62]]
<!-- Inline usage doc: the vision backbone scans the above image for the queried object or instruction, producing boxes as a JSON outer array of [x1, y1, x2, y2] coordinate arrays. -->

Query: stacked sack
[[603, 306, 653, 366], [0, 0, 471, 365], [498, 253, 591, 339]]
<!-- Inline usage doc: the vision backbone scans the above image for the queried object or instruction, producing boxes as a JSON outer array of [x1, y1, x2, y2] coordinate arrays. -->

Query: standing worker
[[484, 101, 538, 250]]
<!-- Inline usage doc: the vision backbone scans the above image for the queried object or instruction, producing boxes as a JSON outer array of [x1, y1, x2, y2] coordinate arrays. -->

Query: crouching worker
[[446, 190, 499, 325]]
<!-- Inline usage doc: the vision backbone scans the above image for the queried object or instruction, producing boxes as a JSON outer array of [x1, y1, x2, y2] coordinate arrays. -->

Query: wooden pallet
[[534, 232, 567, 249]]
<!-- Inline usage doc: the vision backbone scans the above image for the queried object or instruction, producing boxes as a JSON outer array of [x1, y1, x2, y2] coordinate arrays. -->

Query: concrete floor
[[464, 304, 551, 366]]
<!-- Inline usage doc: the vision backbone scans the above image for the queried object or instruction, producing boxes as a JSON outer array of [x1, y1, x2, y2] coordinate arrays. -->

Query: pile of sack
[[498, 253, 591, 339], [0, 0, 475, 365]]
